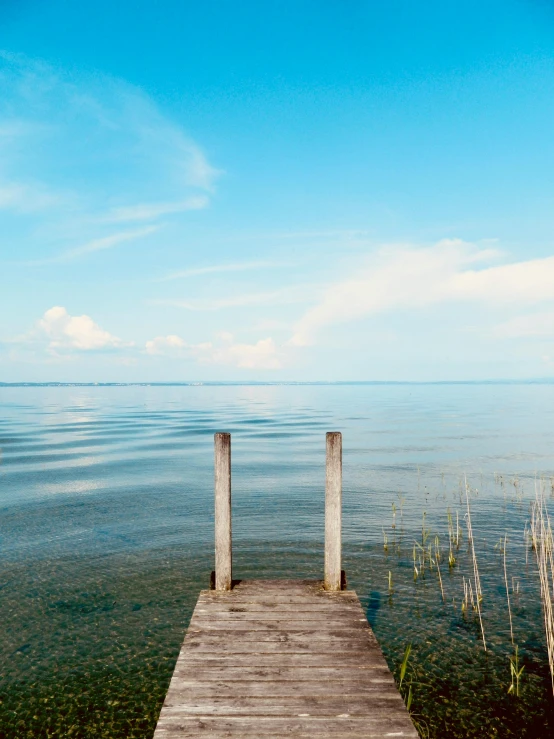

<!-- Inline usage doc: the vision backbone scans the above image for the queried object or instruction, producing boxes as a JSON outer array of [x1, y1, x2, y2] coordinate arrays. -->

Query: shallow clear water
[[1, 383, 554, 737]]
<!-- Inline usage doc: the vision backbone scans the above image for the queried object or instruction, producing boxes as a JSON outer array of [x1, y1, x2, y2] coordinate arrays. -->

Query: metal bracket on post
[[214, 432, 232, 591], [324, 431, 343, 591]]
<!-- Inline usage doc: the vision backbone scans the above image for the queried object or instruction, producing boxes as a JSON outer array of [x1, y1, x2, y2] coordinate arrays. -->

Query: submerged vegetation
[[378, 473, 554, 738]]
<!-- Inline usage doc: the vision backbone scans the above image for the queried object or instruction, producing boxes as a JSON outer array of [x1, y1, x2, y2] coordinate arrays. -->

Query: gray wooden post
[[214, 432, 232, 591], [324, 431, 342, 591]]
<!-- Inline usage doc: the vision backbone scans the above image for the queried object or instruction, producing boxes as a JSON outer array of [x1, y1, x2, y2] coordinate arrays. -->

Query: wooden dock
[[154, 433, 418, 738]]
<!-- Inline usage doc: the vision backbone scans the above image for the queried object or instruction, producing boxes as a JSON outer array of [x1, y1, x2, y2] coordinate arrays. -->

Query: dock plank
[[154, 580, 418, 738]]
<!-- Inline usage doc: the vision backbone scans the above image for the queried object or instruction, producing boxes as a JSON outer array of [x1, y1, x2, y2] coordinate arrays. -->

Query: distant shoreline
[[1, 380, 554, 388]]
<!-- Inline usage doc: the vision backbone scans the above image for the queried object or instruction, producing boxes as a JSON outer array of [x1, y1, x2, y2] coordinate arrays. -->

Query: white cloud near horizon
[[290, 240, 554, 346], [199, 336, 281, 369], [8, 309, 282, 369], [36, 306, 128, 354], [145, 334, 187, 355], [145, 333, 282, 369], [493, 311, 554, 339]]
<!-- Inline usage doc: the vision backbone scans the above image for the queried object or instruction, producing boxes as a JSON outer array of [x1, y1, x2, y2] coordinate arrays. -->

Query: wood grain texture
[[214, 433, 232, 591], [324, 432, 342, 591], [154, 580, 418, 738]]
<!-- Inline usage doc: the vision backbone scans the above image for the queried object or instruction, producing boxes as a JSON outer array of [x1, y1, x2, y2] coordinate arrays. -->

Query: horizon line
[[1, 379, 554, 388]]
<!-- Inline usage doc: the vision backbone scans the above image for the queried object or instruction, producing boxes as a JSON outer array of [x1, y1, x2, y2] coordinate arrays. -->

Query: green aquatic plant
[[494, 536, 506, 555], [399, 642, 412, 689], [406, 682, 413, 711], [447, 509, 457, 567], [508, 645, 524, 697], [421, 511, 430, 546], [447, 507, 461, 560], [398, 643, 414, 712]]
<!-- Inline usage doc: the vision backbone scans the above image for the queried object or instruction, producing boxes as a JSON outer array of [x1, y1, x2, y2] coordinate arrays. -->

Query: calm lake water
[[1, 382, 554, 738]]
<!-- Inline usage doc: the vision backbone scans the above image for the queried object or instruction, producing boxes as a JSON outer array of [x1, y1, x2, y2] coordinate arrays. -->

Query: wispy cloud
[[290, 239, 554, 346], [183, 143, 222, 191], [62, 226, 159, 260], [27, 226, 159, 265], [0, 181, 62, 213], [158, 260, 292, 281], [152, 285, 315, 311], [102, 195, 209, 224], [0, 53, 221, 262]]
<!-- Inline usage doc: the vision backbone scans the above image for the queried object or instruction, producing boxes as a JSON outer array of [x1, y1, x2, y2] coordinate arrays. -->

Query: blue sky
[[1, 0, 554, 381]]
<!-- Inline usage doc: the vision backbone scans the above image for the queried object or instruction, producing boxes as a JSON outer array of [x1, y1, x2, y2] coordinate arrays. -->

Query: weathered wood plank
[[195, 602, 364, 613], [154, 715, 418, 737], [184, 626, 379, 641], [171, 666, 394, 680], [162, 680, 399, 697], [189, 618, 371, 630], [175, 653, 387, 667], [160, 694, 406, 714], [154, 580, 417, 738], [182, 637, 379, 652]]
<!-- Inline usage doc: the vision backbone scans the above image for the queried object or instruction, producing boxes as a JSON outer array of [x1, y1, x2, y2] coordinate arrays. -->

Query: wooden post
[[214, 432, 232, 591], [324, 431, 342, 591]]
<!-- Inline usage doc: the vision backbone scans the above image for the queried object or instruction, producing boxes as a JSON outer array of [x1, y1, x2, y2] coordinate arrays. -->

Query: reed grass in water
[[530, 486, 554, 696], [382, 469, 554, 737], [464, 475, 486, 651]]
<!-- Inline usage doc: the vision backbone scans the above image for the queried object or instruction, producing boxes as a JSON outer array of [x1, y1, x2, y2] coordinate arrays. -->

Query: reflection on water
[[1, 383, 554, 737]]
